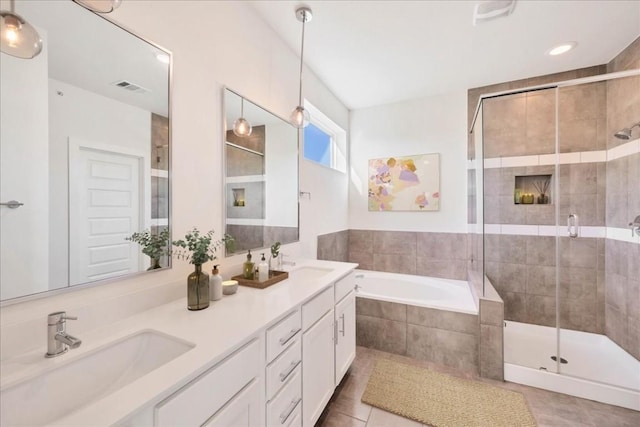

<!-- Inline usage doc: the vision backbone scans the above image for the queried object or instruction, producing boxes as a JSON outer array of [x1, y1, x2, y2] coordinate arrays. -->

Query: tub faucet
[[45, 311, 82, 358], [629, 215, 640, 237]]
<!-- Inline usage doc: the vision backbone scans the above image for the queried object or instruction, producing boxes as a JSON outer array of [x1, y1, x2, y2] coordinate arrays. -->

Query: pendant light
[[289, 7, 312, 129], [233, 97, 252, 137], [73, 0, 122, 14], [0, 0, 43, 59]]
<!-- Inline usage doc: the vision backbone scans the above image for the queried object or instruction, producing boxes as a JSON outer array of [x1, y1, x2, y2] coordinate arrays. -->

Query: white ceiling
[[250, 0, 640, 110], [17, 1, 169, 116]]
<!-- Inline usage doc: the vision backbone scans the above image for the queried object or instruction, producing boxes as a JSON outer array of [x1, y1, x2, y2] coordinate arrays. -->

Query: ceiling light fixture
[[547, 42, 577, 56], [233, 97, 252, 137], [290, 6, 312, 129], [0, 0, 43, 59], [73, 0, 122, 14]]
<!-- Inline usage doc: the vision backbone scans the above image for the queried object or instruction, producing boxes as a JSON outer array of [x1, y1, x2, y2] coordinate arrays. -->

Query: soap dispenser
[[258, 253, 269, 282], [243, 250, 255, 280], [210, 265, 223, 301]]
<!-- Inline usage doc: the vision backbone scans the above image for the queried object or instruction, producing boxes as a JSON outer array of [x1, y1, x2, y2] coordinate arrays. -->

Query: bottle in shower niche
[[210, 265, 223, 301], [243, 250, 255, 280], [258, 253, 269, 282]]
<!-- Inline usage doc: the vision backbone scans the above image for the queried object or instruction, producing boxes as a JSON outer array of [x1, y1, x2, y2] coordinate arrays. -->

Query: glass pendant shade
[[233, 117, 252, 137], [0, 11, 43, 59], [74, 0, 122, 13], [290, 105, 310, 129]]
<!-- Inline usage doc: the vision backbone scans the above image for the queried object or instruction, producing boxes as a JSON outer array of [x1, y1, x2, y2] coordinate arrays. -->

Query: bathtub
[[354, 269, 477, 314]]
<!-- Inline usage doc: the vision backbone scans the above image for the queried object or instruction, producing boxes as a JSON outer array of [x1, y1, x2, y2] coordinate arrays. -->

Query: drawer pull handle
[[280, 397, 301, 424], [339, 313, 345, 336], [279, 328, 301, 346], [279, 359, 301, 382]]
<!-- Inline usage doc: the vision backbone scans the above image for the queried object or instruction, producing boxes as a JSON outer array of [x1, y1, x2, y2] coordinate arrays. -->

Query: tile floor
[[315, 346, 640, 427]]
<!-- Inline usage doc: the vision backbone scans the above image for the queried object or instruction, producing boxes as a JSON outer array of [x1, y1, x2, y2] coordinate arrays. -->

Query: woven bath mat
[[361, 359, 537, 427]]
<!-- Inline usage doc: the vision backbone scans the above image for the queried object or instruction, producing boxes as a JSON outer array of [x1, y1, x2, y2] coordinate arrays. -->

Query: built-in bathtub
[[354, 270, 480, 373]]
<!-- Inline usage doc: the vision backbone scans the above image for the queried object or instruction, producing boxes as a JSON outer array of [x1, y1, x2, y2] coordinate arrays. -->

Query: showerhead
[[614, 128, 632, 140], [614, 121, 640, 140]]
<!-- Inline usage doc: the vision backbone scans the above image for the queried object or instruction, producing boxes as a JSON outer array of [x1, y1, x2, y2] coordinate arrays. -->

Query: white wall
[[110, 1, 350, 266], [349, 90, 468, 233], [48, 78, 151, 288]]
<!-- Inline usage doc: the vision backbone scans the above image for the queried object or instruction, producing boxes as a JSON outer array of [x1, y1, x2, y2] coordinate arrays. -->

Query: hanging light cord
[[240, 98, 244, 118], [297, 11, 307, 107]]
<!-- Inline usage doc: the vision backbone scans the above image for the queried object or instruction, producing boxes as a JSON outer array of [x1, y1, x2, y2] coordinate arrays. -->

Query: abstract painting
[[368, 153, 440, 211]]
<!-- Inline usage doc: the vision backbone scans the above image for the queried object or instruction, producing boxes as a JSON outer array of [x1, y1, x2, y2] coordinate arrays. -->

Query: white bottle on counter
[[258, 253, 269, 282], [210, 265, 223, 301]]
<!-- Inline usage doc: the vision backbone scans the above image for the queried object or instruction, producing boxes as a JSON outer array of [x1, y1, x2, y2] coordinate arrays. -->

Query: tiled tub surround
[[356, 297, 480, 374]]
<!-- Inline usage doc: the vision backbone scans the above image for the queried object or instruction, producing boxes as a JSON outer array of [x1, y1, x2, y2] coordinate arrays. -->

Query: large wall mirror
[[0, 1, 171, 301], [224, 89, 299, 256]]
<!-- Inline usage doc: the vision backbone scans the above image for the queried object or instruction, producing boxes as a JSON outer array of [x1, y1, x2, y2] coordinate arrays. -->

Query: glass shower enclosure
[[471, 71, 640, 410]]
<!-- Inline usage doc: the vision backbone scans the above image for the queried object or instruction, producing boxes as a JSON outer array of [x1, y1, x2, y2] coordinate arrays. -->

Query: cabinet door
[[203, 379, 261, 427], [302, 309, 335, 427], [335, 291, 356, 385]]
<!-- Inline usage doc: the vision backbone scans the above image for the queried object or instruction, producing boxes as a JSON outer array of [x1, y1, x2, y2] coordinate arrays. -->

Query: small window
[[302, 100, 347, 173], [304, 123, 332, 167]]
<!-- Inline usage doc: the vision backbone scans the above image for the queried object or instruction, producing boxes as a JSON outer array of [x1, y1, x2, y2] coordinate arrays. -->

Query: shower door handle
[[568, 213, 579, 238]]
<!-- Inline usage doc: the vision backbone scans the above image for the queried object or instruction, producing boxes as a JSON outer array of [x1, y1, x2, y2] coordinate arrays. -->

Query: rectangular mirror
[[0, 1, 171, 301], [223, 89, 298, 256]]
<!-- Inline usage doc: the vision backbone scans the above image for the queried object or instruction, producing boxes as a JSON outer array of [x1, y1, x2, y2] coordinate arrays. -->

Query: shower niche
[[514, 174, 552, 205]]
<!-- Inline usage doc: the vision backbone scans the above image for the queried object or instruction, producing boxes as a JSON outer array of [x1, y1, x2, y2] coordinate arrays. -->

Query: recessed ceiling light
[[156, 53, 170, 64], [547, 42, 577, 56]]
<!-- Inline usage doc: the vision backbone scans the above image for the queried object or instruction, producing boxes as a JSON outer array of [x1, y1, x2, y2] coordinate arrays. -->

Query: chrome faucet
[[629, 215, 640, 237], [45, 311, 82, 358]]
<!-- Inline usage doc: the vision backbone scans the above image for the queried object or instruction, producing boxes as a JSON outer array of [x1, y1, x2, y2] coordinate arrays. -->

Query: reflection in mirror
[[224, 89, 299, 256], [0, 1, 170, 301]]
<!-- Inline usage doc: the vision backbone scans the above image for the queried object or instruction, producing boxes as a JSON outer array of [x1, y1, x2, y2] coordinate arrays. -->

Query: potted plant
[[126, 228, 170, 270], [172, 228, 227, 311], [270, 241, 281, 270]]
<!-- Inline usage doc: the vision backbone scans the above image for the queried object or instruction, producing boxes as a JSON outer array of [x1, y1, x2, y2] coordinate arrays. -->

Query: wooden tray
[[232, 270, 289, 289]]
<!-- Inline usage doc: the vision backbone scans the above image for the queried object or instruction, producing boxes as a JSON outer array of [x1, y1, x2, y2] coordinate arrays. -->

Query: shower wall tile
[[627, 317, 640, 360], [479, 299, 504, 327], [356, 298, 406, 322], [559, 296, 598, 333], [416, 232, 467, 260], [373, 231, 416, 256], [525, 265, 556, 297], [525, 294, 556, 327], [526, 236, 556, 266], [499, 235, 527, 264], [497, 263, 527, 293], [605, 273, 628, 314], [502, 292, 527, 323], [406, 324, 478, 374], [348, 251, 373, 271], [317, 230, 349, 262], [356, 315, 406, 356], [406, 305, 477, 335], [605, 304, 628, 351], [558, 237, 597, 268]]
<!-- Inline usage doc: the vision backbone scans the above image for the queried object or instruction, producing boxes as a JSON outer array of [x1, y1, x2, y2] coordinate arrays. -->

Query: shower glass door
[[556, 74, 640, 392]]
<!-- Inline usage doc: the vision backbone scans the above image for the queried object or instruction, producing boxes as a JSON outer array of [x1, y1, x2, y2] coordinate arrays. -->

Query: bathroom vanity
[[0, 260, 357, 427]]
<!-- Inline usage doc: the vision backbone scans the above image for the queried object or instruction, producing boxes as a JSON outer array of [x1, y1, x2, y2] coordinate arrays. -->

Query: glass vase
[[187, 264, 210, 310]]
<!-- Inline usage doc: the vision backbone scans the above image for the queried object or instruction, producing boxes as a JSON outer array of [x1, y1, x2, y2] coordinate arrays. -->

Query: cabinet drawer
[[266, 339, 302, 401], [335, 271, 355, 303], [155, 338, 260, 427], [266, 309, 301, 363], [266, 368, 302, 427], [302, 286, 333, 331]]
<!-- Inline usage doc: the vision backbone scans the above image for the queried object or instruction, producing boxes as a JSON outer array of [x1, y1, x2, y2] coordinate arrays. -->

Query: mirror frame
[[0, 6, 173, 306], [221, 87, 300, 258]]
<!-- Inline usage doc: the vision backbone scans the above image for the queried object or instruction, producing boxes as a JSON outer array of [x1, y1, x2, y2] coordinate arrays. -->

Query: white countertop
[[0, 259, 357, 426]]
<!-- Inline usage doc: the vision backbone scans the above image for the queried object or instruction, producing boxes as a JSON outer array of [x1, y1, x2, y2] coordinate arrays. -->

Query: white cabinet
[[334, 291, 356, 385], [302, 309, 335, 427], [154, 338, 263, 427], [203, 379, 261, 427]]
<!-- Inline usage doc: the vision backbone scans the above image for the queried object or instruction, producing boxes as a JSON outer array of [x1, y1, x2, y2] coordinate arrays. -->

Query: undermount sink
[[0, 330, 195, 426]]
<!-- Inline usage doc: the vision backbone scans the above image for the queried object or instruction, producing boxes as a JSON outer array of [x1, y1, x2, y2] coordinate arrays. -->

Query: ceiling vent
[[112, 80, 149, 94], [473, 1, 516, 25]]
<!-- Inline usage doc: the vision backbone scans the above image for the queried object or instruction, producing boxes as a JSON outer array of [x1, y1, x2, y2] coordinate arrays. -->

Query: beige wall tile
[[406, 324, 478, 373], [356, 315, 406, 355], [406, 305, 478, 335], [356, 298, 407, 322]]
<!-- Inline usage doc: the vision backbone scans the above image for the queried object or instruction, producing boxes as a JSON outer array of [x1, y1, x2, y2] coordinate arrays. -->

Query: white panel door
[[0, 35, 49, 299], [69, 142, 141, 285], [335, 292, 356, 386], [302, 309, 335, 427]]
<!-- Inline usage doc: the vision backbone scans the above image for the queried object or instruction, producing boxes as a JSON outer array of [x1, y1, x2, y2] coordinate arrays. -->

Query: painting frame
[[368, 153, 440, 212]]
